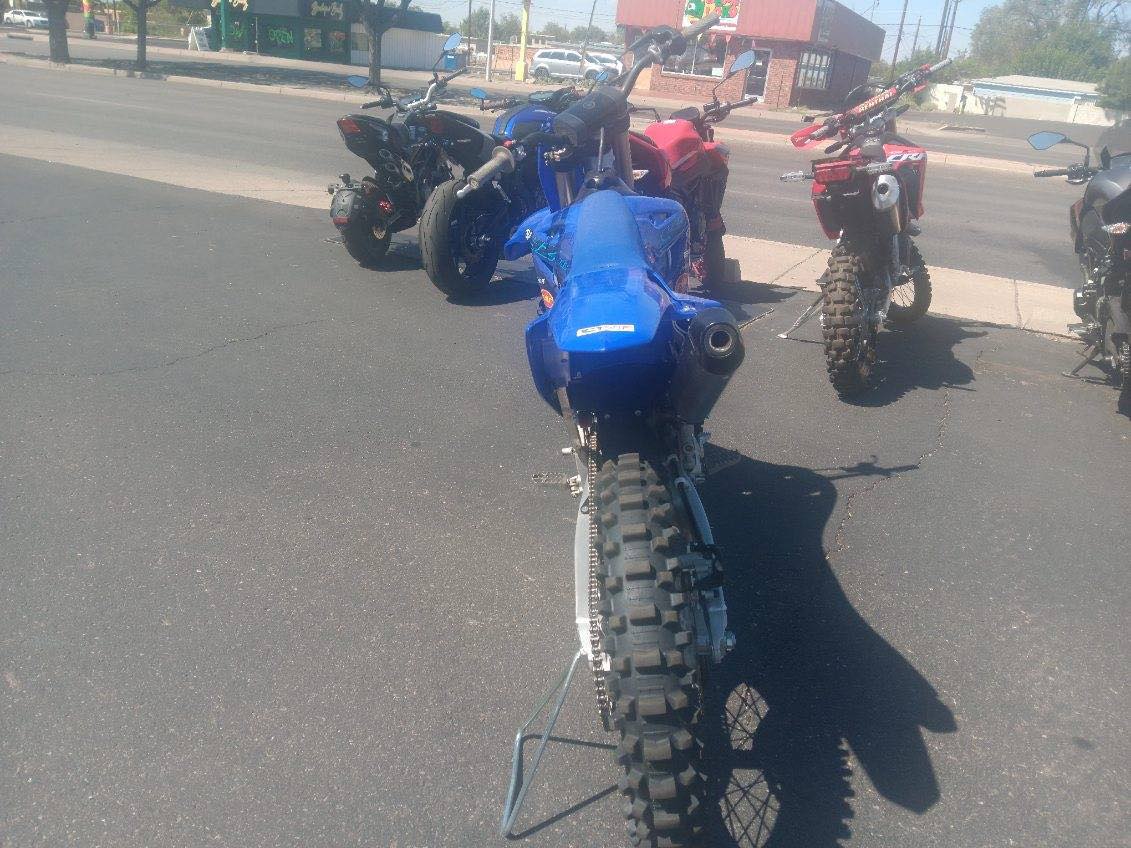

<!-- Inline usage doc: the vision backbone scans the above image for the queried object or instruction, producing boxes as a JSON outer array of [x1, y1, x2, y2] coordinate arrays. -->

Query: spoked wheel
[[533, 66, 550, 82], [595, 453, 707, 848], [886, 242, 932, 325], [341, 217, 391, 266], [418, 179, 501, 297], [822, 245, 877, 397]]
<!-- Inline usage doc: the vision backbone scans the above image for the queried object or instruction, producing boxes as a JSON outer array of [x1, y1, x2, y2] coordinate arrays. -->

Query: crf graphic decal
[[887, 152, 926, 162]]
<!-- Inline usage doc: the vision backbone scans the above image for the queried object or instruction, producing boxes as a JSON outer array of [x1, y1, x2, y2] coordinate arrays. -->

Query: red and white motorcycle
[[781, 60, 952, 395]]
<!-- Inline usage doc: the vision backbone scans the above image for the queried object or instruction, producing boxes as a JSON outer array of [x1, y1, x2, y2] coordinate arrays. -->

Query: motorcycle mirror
[[469, 87, 489, 100], [1028, 131, 1068, 150], [727, 50, 756, 77], [443, 32, 462, 53], [346, 75, 369, 88]]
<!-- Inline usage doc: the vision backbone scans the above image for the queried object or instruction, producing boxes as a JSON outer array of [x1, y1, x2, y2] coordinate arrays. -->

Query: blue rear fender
[[522, 190, 726, 411]]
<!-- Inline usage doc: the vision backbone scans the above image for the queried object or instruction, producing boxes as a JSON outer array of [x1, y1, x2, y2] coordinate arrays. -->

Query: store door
[[744, 49, 772, 99]]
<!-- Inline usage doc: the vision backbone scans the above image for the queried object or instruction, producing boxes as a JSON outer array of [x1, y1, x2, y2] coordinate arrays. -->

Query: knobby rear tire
[[886, 242, 932, 325], [418, 179, 500, 297], [822, 245, 876, 397], [595, 453, 706, 848]]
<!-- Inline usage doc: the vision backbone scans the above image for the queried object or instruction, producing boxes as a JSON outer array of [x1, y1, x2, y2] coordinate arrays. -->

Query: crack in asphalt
[[0, 319, 325, 378], [828, 345, 995, 561]]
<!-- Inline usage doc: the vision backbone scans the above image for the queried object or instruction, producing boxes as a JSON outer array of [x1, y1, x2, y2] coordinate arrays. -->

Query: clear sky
[[411, 0, 999, 57]]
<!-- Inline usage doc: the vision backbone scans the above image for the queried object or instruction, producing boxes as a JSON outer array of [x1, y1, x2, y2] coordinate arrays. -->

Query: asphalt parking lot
[[1, 65, 1129, 848]]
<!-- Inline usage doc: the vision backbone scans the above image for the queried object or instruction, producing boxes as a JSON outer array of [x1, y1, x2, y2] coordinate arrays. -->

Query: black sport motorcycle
[[1030, 125, 1131, 409], [329, 32, 483, 265]]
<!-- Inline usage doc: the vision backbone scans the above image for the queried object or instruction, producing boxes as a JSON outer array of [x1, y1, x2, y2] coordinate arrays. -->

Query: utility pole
[[485, 0, 495, 80], [515, 0, 530, 81], [942, 0, 961, 59], [910, 16, 921, 58], [934, 0, 951, 57], [578, 0, 597, 77], [467, 0, 473, 63], [889, 0, 908, 81]]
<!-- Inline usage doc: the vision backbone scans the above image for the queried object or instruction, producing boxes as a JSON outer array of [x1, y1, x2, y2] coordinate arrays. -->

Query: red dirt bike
[[628, 49, 759, 287], [780, 59, 951, 396]]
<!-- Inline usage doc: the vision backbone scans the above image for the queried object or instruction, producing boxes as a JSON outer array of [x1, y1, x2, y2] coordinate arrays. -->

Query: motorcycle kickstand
[[778, 292, 824, 339], [499, 649, 586, 838], [1062, 342, 1105, 381]]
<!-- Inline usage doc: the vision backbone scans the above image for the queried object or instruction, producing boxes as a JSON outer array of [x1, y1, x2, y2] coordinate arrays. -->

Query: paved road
[[0, 62, 1082, 287], [2, 151, 1128, 848], [0, 34, 1103, 166]]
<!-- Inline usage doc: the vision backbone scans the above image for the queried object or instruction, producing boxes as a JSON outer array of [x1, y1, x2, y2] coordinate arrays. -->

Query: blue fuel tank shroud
[[509, 190, 726, 412]]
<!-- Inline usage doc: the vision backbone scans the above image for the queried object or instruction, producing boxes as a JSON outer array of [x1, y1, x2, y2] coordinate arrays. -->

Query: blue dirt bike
[[464, 18, 745, 848]]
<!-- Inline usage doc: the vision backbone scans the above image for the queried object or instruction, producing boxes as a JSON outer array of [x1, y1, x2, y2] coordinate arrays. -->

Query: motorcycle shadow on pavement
[[697, 445, 958, 847], [848, 316, 987, 408]]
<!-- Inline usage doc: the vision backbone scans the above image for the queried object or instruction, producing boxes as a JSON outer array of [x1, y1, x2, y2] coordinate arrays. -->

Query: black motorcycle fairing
[[410, 110, 496, 171], [1083, 161, 1131, 221]]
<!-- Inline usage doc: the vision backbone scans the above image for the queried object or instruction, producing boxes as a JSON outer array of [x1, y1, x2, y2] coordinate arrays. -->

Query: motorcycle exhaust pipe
[[871, 173, 903, 233], [670, 307, 745, 424]]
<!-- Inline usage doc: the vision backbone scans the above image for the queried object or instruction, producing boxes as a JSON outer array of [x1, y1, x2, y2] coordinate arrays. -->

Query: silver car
[[530, 48, 609, 81]]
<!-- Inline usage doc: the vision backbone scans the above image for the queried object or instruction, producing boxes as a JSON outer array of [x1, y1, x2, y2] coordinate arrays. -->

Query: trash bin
[[443, 51, 464, 71]]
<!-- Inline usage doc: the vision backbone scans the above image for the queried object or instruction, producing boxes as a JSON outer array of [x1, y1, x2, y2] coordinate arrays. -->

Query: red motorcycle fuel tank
[[644, 118, 707, 174], [629, 131, 672, 194]]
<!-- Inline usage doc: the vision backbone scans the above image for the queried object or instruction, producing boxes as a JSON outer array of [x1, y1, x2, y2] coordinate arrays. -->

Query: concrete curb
[[2, 52, 1044, 176], [723, 234, 1076, 338]]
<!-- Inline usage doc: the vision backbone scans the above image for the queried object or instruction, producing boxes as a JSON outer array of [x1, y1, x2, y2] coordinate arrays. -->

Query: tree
[[495, 12, 521, 43], [539, 21, 570, 41], [349, 0, 412, 87], [570, 24, 606, 44], [1098, 55, 1131, 109], [123, 0, 161, 69], [459, 6, 489, 39], [969, 0, 1121, 79], [42, 0, 70, 63]]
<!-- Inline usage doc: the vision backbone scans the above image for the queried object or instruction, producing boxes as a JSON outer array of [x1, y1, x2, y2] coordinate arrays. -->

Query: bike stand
[[1062, 342, 1108, 382], [777, 292, 824, 339], [499, 649, 586, 838]]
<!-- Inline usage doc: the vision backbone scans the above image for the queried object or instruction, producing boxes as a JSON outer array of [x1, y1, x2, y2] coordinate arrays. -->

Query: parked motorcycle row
[[325, 21, 1126, 848]]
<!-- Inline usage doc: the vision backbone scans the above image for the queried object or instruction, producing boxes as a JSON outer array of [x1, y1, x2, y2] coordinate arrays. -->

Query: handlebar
[[1034, 168, 1071, 178], [456, 146, 517, 198], [361, 99, 386, 109], [441, 67, 469, 84]]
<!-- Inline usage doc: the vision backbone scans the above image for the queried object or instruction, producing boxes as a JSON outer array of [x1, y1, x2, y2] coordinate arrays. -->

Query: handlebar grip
[[361, 100, 382, 109], [929, 58, 953, 74], [442, 67, 469, 83], [457, 146, 516, 198], [1034, 168, 1070, 177]]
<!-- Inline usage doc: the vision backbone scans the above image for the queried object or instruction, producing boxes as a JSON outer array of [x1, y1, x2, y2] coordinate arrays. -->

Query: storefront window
[[351, 27, 368, 53], [304, 26, 322, 50], [797, 49, 833, 90], [327, 28, 348, 55], [663, 32, 730, 78]]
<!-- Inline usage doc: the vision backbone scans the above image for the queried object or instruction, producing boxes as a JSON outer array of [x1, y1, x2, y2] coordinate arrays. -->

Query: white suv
[[530, 48, 609, 81], [4, 8, 49, 27]]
